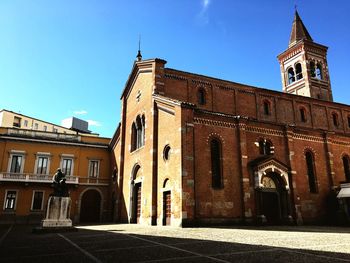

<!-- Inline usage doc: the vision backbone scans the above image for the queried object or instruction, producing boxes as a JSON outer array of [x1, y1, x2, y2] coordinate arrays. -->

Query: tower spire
[[136, 35, 142, 62], [289, 10, 313, 47], [278, 11, 333, 101]]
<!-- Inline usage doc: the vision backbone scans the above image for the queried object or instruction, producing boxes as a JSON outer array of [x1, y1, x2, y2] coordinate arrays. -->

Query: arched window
[[131, 115, 146, 152], [342, 155, 350, 182], [310, 61, 316, 78], [288, 68, 295, 84], [163, 145, 171, 161], [198, 88, 206, 105], [316, 63, 323, 80], [305, 151, 317, 193], [136, 116, 142, 149], [347, 116, 350, 129], [332, 113, 339, 128], [131, 122, 137, 151], [295, 63, 303, 80], [132, 164, 141, 181], [299, 107, 307, 122], [210, 138, 223, 188], [263, 100, 271, 115], [259, 139, 273, 155], [141, 115, 145, 146], [163, 178, 169, 188]]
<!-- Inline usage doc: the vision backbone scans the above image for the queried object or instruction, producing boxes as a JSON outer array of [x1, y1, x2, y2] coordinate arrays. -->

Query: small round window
[[163, 145, 171, 161]]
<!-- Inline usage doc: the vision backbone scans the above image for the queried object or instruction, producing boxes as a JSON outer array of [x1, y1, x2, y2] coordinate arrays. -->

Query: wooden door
[[163, 191, 171, 226], [136, 183, 142, 224], [261, 191, 281, 225], [80, 190, 101, 223]]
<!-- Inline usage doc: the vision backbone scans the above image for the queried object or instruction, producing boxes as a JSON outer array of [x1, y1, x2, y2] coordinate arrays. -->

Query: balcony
[[78, 177, 109, 185], [0, 173, 78, 184], [6, 128, 81, 142], [0, 173, 109, 185]]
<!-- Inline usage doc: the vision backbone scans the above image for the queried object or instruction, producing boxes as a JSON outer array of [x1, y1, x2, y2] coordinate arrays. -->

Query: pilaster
[[323, 132, 335, 189], [236, 117, 254, 222], [284, 125, 303, 225]]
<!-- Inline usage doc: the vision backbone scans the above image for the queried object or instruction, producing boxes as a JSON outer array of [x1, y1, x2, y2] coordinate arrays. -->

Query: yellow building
[[0, 111, 112, 224], [0, 109, 97, 135]]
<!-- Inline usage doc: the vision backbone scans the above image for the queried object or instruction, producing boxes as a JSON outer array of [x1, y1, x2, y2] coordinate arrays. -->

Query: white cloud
[[87, 120, 102, 127], [203, 0, 210, 9], [73, 110, 88, 115], [197, 0, 211, 25]]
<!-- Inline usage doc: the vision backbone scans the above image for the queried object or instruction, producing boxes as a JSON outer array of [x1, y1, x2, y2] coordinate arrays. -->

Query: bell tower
[[277, 11, 333, 101]]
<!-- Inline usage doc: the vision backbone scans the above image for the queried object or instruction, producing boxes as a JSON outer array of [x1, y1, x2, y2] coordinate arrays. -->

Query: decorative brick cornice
[[329, 139, 350, 146], [191, 79, 212, 86], [194, 118, 236, 128], [304, 46, 327, 56], [237, 88, 255, 95], [164, 73, 187, 81], [292, 133, 323, 143], [278, 46, 303, 63], [245, 126, 284, 137], [215, 84, 235, 91]]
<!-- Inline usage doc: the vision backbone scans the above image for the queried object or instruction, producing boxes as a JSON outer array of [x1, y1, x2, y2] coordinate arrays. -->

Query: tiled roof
[[289, 11, 313, 47]]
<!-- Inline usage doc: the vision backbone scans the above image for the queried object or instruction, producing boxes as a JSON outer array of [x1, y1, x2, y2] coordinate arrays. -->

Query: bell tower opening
[[277, 11, 333, 101]]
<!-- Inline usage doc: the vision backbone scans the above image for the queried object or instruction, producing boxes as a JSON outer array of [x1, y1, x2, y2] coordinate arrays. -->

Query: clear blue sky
[[1, 0, 349, 137]]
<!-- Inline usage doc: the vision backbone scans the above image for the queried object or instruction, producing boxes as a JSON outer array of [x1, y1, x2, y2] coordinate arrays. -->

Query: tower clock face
[[262, 176, 276, 189]]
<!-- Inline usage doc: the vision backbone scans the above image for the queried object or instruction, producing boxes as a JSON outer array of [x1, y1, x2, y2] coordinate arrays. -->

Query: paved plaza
[[1, 224, 350, 262]]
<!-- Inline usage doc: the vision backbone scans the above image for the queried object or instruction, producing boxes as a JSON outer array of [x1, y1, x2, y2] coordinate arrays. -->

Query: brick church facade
[[3, 11, 349, 226], [111, 11, 350, 226]]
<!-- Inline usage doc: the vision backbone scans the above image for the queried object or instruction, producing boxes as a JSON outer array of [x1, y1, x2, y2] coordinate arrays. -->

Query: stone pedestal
[[41, 196, 72, 228]]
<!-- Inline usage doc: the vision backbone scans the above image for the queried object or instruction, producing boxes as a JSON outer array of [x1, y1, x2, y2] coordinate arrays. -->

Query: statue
[[52, 168, 69, 197], [39, 168, 73, 229]]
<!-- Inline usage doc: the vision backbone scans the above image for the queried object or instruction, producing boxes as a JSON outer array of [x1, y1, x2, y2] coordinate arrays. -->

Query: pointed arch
[[332, 112, 339, 128], [287, 67, 295, 84], [299, 107, 307, 122], [295, 63, 303, 80], [131, 114, 146, 152], [163, 178, 170, 189], [131, 163, 141, 181], [305, 150, 317, 193], [210, 137, 223, 189], [136, 115, 142, 148], [316, 63, 323, 79], [263, 100, 271, 115], [130, 163, 142, 224], [141, 114, 145, 146], [197, 88, 206, 105], [258, 138, 273, 155], [131, 122, 137, 151], [310, 61, 316, 77]]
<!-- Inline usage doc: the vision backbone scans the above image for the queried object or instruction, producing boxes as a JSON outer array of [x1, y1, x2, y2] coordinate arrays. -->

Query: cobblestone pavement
[[1, 224, 350, 262]]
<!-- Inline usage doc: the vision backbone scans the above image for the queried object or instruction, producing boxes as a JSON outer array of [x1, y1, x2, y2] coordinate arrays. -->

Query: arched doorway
[[163, 191, 171, 226], [130, 164, 142, 224], [80, 189, 101, 223], [162, 178, 171, 226], [259, 173, 283, 224], [254, 159, 292, 225], [132, 182, 142, 223]]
